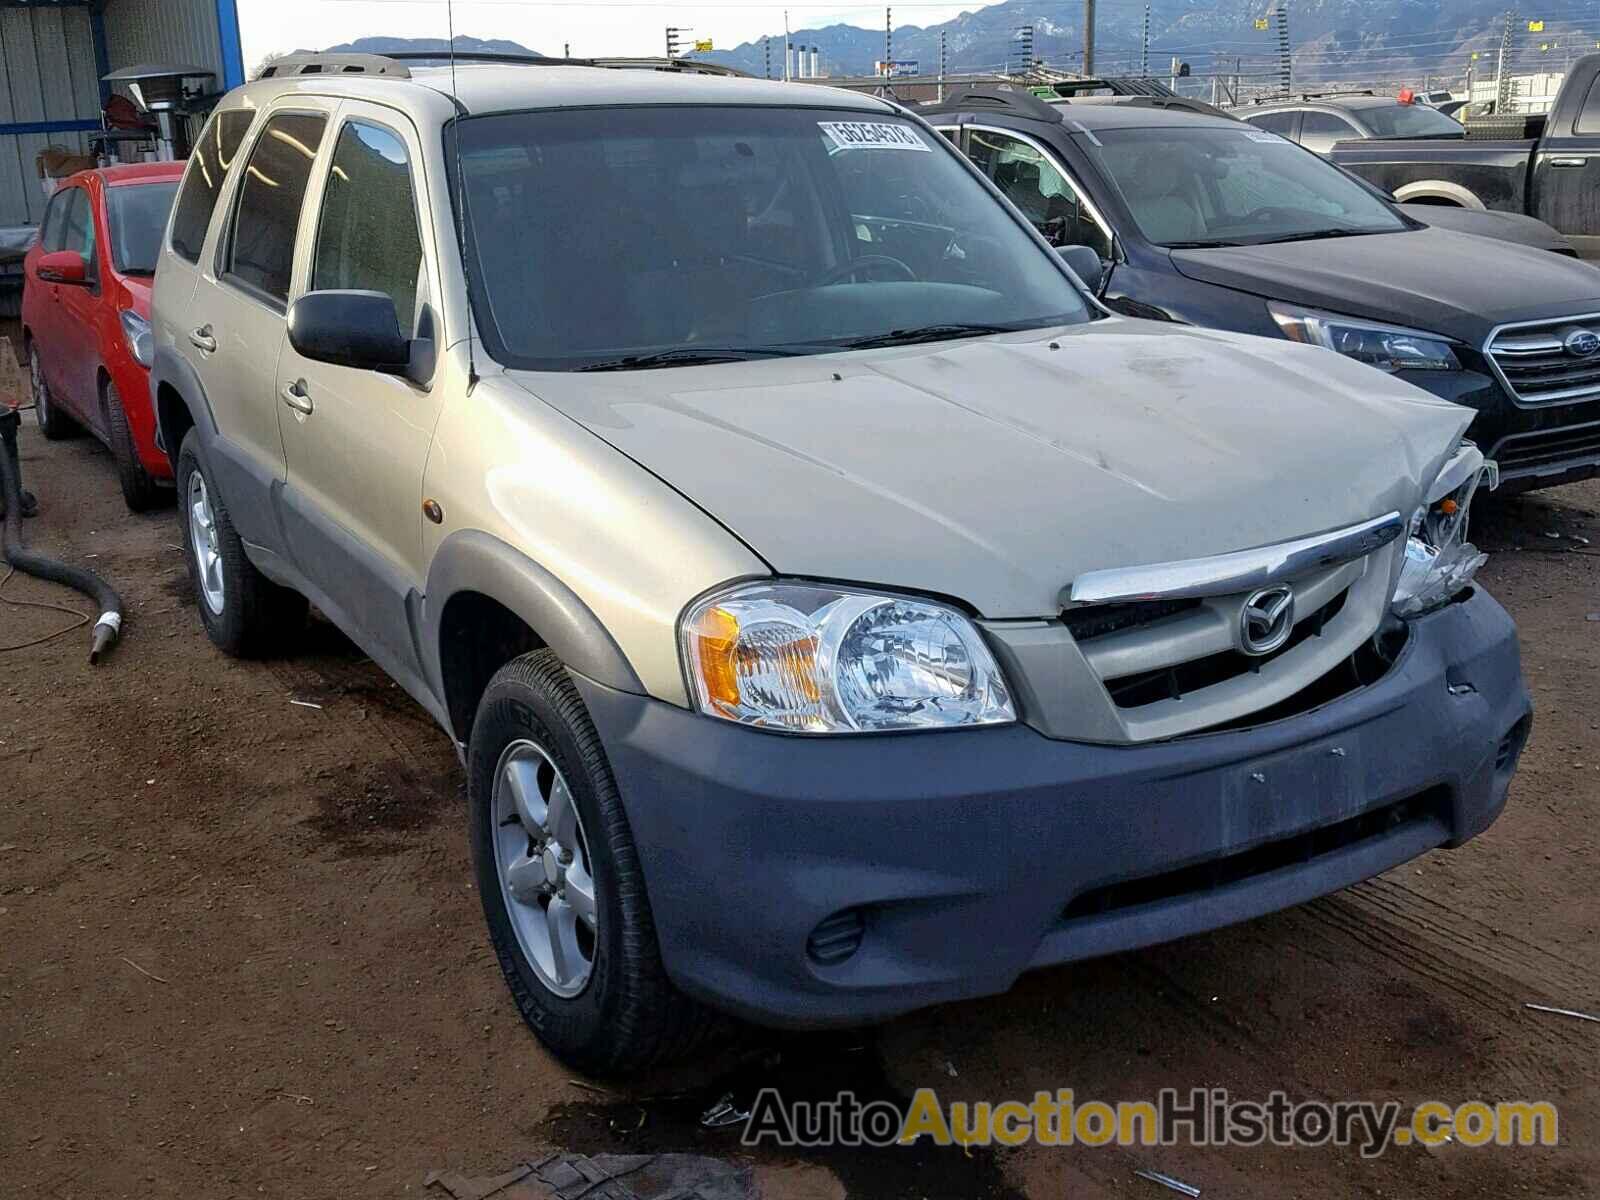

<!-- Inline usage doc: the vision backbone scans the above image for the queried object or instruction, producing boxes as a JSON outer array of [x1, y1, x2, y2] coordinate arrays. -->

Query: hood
[[1398, 203, 1576, 255], [507, 320, 1471, 618], [1171, 225, 1600, 344]]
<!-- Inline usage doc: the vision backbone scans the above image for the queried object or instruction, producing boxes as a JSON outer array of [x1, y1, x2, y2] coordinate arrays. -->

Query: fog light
[[807, 908, 865, 965]]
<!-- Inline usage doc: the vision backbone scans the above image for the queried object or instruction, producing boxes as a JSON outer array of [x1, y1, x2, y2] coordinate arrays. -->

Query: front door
[[1533, 71, 1600, 259], [189, 105, 332, 554], [275, 102, 444, 677], [54, 185, 106, 432]]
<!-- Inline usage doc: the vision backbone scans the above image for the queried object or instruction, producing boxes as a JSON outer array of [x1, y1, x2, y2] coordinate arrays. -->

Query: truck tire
[[468, 649, 719, 1075], [175, 429, 306, 656], [105, 381, 165, 512], [29, 343, 76, 440]]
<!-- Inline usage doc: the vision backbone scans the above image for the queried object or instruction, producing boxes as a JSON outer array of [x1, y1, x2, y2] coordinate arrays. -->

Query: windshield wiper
[[1163, 239, 1247, 249], [1251, 227, 1382, 245], [574, 347, 802, 372], [837, 322, 1022, 350]]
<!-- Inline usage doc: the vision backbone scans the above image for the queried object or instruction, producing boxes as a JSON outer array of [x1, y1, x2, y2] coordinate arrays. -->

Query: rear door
[[188, 104, 332, 554], [1299, 110, 1364, 154], [1532, 71, 1600, 256], [25, 188, 73, 399], [1244, 110, 1302, 141], [275, 101, 443, 673]]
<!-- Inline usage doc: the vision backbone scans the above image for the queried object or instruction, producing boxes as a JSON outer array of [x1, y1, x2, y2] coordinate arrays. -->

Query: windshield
[[452, 105, 1092, 371], [107, 181, 179, 274], [1077, 125, 1409, 248], [1360, 102, 1464, 139]]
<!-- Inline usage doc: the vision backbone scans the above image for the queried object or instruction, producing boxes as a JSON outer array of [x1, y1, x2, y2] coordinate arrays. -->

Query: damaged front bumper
[[578, 587, 1530, 1028]]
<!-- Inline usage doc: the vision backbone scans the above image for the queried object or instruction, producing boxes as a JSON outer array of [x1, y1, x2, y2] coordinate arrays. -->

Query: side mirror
[[288, 290, 412, 376], [37, 250, 87, 285], [1057, 244, 1106, 295]]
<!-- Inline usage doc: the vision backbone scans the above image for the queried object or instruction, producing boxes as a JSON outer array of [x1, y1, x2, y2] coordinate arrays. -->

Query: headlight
[[1391, 442, 1496, 618], [1269, 303, 1461, 373], [680, 581, 1015, 733], [119, 309, 153, 368]]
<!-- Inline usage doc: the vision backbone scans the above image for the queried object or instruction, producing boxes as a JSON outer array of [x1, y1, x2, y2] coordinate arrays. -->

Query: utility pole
[[1013, 24, 1035, 77], [665, 26, 690, 59], [1140, 3, 1150, 78], [764, 35, 771, 79], [1275, 5, 1292, 97], [1495, 8, 1516, 111], [884, 6, 893, 98], [1084, 0, 1097, 75], [938, 29, 947, 102]]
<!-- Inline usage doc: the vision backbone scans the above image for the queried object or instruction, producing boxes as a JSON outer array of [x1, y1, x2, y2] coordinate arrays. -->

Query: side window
[[967, 129, 1112, 259], [60, 188, 98, 281], [1246, 111, 1300, 137], [223, 112, 328, 307], [1299, 111, 1360, 154], [1576, 75, 1600, 135], [38, 188, 73, 252], [171, 109, 254, 263], [312, 120, 426, 334]]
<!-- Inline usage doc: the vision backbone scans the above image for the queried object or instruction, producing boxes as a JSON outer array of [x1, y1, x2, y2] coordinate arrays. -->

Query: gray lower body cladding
[[576, 588, 1529, 1028]]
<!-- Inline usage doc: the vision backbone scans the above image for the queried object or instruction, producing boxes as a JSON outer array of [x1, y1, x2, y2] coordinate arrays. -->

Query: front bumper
[[577, 589, 1530, 1028]]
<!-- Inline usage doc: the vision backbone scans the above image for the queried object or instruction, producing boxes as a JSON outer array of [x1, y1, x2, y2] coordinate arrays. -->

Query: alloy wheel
[[492, 739, 599, 998], [187, 471, 225, 615]]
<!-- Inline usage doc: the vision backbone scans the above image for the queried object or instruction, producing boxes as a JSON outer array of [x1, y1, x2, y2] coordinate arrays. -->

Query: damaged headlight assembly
[[1391, 442, 1497, 618], [1269, 303, 1462, 374], [680, 582, 1015, 733]]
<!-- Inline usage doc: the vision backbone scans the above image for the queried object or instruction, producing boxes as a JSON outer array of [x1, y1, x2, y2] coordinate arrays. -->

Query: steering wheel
[[815, 254, 917, 287], [1242, 206, 1303, 225]]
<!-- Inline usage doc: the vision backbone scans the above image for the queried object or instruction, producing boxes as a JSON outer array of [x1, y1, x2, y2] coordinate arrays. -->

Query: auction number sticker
[[819, 121, 932, 152]]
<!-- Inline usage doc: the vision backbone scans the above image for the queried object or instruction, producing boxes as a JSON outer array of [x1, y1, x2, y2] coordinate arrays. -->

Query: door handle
[[189, 325, 217, 353], [281, 379, 313, 415], [1549, 156, 1589, 168]]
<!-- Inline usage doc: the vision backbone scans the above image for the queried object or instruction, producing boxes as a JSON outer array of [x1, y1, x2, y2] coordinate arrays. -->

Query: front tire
[[29, 344, 75, 440], [468, 650, 715, 1076], [105, 381, 165, 512], [175, 429, 306, 656]]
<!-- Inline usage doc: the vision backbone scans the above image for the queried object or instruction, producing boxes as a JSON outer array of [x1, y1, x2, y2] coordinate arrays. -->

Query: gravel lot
[[2, 406, 1596, 1199]]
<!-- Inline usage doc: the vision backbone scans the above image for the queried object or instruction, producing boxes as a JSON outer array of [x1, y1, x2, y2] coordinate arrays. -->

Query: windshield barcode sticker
[[818, 121, 931, 152]]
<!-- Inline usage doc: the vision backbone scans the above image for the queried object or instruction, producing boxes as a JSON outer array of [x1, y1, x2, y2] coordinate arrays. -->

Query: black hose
[[0, 409, 123, 663]]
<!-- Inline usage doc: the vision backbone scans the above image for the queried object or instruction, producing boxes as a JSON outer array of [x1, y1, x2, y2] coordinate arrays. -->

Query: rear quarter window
[[1577, 74, 1600, 135], [170, 109, 255, 263]]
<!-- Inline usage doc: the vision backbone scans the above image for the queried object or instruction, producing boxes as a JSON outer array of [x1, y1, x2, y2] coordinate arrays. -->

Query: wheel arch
[[424, 531, 645, 745], [150, 344, 217, 468], [1392, 181, 1484, 209]]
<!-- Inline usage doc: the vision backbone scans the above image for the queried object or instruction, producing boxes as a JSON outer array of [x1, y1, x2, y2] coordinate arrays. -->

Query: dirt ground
[[2, 396, 1596, 1199]]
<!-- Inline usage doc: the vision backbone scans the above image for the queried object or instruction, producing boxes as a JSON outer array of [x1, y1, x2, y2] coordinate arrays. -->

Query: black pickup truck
[[1329, 53, 1600, 259]]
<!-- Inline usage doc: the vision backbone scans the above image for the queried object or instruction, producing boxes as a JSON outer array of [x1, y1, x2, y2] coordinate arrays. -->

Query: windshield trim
[[444, 103, 1099, 374], [106, 178, 181, 276]]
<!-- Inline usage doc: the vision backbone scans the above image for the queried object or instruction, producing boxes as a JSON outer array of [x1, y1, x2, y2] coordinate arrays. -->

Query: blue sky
[[240, 0, 1005, 69]]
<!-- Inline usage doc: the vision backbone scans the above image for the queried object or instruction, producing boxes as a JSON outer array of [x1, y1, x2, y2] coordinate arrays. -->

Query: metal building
[[0, 0, 243, 228]]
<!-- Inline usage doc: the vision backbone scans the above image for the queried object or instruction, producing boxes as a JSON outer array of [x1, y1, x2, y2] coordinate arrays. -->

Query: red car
[[22, 162, 185, 511]]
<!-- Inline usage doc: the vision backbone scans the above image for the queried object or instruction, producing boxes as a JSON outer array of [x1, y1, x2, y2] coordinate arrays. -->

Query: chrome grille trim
[[1066, 512, 1402, 605], [1485, 312, 1600, 407]]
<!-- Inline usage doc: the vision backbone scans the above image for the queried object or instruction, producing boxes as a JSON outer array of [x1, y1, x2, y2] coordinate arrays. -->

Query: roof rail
[[1099, 94, 1239, 120], [1041, 76, 1178, 98], [257, 52, 411, 79], [919, 85, 1063, 121], [1247, 88, 1375, 105], [381, 50, 746, 77]]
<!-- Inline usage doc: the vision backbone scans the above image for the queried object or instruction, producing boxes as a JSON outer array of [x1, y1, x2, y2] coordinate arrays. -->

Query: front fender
[[420, 530, 645, 729]]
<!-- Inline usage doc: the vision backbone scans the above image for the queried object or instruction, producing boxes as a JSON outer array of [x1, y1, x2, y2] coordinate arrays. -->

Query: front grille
[[1490, 419, 1600, 478], [1059, 787, 1449, 922], [1486, 316, 1600, 405], [1062, 598, 1201, 642], [1102, 591, 1347, 709]]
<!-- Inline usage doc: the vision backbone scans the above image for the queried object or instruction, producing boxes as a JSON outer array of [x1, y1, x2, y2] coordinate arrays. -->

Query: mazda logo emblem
[[1563, 328, 1600, 359], [1239, 585, 1296, 656]]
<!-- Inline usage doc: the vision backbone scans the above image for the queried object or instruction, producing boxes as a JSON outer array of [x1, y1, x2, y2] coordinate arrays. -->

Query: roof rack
[[1247, 89, 1375, 105], [1086, 94, 1236, 119], [1039, 76, 1178, 99], [257, 53, 412, 79], [919, 85, 1064, 121]]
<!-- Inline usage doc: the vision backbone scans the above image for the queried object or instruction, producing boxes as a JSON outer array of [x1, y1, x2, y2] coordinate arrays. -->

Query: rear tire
[[468, 649, 718, 1076], [175, 429, 306, 656], [29, 343, 75, 440], [105, 381, 165, 512]]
